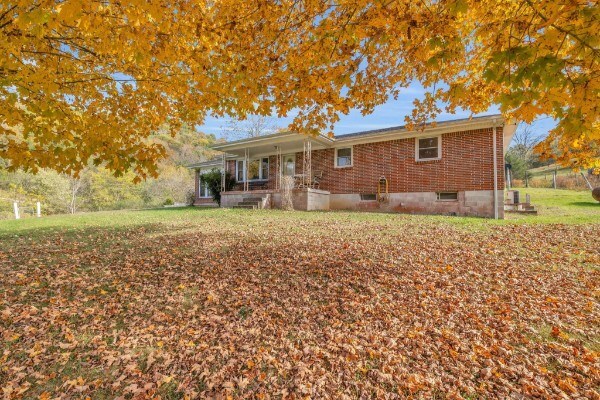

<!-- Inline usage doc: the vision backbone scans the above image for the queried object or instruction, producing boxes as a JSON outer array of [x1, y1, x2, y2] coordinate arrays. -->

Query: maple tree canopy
[[1, 0, 598, 180]]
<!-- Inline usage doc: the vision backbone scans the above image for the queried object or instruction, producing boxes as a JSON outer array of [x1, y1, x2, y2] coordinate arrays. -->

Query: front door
[[282, 154, 295, 177]]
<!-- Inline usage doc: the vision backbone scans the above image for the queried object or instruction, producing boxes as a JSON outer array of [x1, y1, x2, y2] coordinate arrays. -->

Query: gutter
[[492, 120, 499, 220]]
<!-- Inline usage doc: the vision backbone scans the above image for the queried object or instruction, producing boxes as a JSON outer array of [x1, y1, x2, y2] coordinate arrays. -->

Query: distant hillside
[[0, 126, 220, 219], [152, 126, 221, 166]]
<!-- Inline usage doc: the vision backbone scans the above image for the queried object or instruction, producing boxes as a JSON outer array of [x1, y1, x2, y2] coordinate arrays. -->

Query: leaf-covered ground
[[1, 208, 599, 399]]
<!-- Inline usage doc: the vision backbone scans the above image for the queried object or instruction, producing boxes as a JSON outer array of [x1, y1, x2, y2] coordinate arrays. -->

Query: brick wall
[[223, 127, 504, 195], [298, 127, 504, 194]]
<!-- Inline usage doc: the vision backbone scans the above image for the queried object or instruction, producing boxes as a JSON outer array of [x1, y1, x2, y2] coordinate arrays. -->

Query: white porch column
[[302, 139, 312, 187], [244, 148, 249, 192], [275, 145, 281, 190], [221, 153, 226, 192]]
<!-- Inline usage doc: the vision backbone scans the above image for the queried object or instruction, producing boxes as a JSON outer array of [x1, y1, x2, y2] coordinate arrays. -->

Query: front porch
[[212, 131, 333, 197], [221, 188, 330, 211]]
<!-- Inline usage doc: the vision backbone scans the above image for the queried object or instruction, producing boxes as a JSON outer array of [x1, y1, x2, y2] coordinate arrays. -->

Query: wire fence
[[511, 166, 599, 190]]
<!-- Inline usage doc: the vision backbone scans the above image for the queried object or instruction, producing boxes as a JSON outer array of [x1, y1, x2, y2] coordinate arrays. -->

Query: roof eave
[[211, 131, 333, 152], [335, 115, 506, 145]]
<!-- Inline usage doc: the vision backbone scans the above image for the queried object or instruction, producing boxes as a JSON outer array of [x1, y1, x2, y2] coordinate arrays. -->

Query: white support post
[[301, 139, 312, 188], [244, 148, 249, 192], [36, 201, 41, 217], [13, 202, 20, 220], [306, 140, 312, 188], [275, 146, 281, 190], [221, 153, 226, 192]]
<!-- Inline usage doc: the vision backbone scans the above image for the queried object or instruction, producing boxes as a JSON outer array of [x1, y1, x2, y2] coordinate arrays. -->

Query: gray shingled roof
[[334, 114, 501, 139]]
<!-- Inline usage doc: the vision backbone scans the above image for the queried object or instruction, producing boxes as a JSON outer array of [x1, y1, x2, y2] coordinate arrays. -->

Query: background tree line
[[0, 127, 217, 219], [506, 124, 599, 190], [505, 125, 550, 180]]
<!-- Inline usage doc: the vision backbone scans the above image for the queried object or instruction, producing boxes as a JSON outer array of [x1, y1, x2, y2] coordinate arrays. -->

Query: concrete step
[[233, 205, 257, 209], [519, 209, 538, 214], [506, 209, 538, 215]]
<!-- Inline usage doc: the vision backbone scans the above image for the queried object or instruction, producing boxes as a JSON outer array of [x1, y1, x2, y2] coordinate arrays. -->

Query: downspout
[[194, 169, 200, 204], [492, 121, 499, 220]]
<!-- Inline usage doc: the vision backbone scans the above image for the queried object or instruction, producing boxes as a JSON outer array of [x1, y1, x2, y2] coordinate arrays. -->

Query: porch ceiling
[[211, 132, 333, 157]]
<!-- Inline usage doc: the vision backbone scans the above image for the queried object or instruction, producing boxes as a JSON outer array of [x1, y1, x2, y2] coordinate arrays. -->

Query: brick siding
[[222, 127, 504, 195]]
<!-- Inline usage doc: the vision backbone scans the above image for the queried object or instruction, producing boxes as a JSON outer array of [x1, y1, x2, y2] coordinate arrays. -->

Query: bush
[[512, 179, 524, 188], [201, 169, 236, 205], [185, 189, 196, 205], [529, 178, 552, 188], [163, 198, 174, 206]]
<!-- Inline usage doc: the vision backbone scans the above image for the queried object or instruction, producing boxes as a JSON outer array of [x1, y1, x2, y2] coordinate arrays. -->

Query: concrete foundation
[[221, 188, 330, 211], [330, 190, 502, 218], [221, 189, 502, 218]]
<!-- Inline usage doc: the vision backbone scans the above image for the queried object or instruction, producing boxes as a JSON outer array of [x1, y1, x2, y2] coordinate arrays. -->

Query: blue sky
[[198, 85, 557, 144]]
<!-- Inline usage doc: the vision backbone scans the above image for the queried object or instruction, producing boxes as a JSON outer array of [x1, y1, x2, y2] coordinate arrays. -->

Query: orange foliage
[[1, 1, 598, 178]]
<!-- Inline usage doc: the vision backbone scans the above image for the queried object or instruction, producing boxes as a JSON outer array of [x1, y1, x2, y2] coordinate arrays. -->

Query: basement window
[[360, 194, 377, 201], [437, 192, 458, 201]]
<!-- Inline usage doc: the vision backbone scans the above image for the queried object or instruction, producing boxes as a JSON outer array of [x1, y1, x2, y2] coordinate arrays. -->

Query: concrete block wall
[[330, 190, 501, 218]]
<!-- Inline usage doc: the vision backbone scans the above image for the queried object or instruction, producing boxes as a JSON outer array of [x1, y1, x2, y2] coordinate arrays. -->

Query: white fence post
[[36, 201, 41, 217], [13, 202, 20, 220]]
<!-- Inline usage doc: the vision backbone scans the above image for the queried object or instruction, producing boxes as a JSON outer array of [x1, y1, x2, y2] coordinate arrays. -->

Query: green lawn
[[0, 188, 597, 240], [0, 188, 598, 398], [505, 187, 600, 224]]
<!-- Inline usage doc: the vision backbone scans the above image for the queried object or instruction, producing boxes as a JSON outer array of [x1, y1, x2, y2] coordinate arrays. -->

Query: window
[[200, 182, 212, 198], [248, 159, 260, 180], [283, 154, 295, 176], [199, 174, 213, 198], [261, 157, 269, 180], [416, 136, 441, 161], [236, 158, 269, 181], [437, 192, 458, 201], [335, 147, 352, 167], [236, 160, 244, 182], [360, 194, 377, 201]]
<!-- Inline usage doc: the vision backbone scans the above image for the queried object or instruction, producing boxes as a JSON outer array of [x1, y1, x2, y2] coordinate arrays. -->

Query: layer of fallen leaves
[[1, 214, 599, 398]]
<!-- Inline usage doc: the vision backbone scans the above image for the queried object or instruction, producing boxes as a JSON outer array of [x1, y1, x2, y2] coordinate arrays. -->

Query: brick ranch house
[[189, 115, 517, 218]]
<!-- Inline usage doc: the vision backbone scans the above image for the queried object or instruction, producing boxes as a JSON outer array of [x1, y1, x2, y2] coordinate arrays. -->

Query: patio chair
[[311, 170, 323, 189]]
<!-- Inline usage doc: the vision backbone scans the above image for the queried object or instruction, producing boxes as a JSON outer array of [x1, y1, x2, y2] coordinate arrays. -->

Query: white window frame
[[282, 154, 295, 177], [334, 146, 353, 168], [436, 192, 458, 201], [415, 135, 442, 161], [199, 171, 214, 198], [236, 160, 245, 182], [236, 158, 269, 182], [200, 181, 212, 198]]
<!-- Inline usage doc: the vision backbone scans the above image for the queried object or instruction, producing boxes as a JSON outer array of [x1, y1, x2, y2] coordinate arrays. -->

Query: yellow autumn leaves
[[0, 0, 598, 178]]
